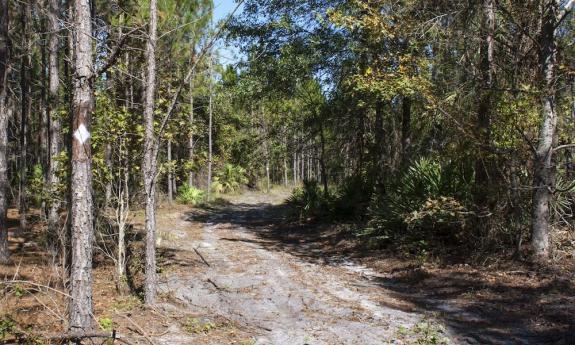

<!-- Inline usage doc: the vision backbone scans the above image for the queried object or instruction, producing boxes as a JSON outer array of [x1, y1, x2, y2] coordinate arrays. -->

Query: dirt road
[[153, 191, 449, 344]]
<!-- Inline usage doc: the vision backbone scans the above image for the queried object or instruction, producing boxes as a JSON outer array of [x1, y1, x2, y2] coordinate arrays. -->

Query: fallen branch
[[116, 312, 156, 345], [0, 330, 133, 345], [207, 278, 222, 290], [193, 247, 211, 267]]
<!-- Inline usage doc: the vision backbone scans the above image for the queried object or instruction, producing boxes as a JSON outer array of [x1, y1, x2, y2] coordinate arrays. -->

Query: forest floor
[[0, 190, 574, 344]]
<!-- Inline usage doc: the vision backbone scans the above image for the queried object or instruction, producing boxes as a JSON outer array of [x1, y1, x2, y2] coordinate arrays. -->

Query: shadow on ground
[[183, 200, 575, 345]]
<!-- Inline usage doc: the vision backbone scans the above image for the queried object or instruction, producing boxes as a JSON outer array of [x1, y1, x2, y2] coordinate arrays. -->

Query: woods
[[0, 0, 574, 342]]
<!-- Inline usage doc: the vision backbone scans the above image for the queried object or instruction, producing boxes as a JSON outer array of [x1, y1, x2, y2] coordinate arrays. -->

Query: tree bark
[[188, 47, 195, 188], [40, 39, 48, 175], [142, 0, 158, 305], [0, 0, 9, 264], [292, 150, 297, 186], [531, 0, 559, 260], [104, 142, 112, 204], [401, 96, 411, 169], [207, 50, 213, 201], [474, 0, 495, 208], [47, 0, 62, 256], [319, 122, 328, 196], [19, 2, 30, 233], [374, 100, 386, 192], [69, 0, 95, 331], [167, 139, 173, 203]]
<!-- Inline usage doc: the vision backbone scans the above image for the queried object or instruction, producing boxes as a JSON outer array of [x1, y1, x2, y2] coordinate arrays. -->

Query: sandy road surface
[[154, 192, 448, 344]]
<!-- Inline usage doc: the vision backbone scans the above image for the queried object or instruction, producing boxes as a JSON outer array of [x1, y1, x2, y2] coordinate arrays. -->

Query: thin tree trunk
[[104, 142, 112, 204], [374, 100, 386, 192], [401, 96, 411, 169], [116, 141, 129, 294], [531, 0, 559, 259], [283, 156, 288, 188], [188, 47, 195, 188], [47, 0, 62, 256], [292, 150, 297, 186], [0, 0, 9, 262], [19, 2, 30, 233], [69, 0, 95, 331], [319, 122, 328, 196], [142, 0, 158, 305], [474, 0, 495, 208], [167, 139, 173, 203], [207, 50, 213, 201], [40, 40, 48, 176]]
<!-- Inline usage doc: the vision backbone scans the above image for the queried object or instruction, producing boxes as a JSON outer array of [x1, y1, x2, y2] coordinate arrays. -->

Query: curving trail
[[155, 191, 449, 345]]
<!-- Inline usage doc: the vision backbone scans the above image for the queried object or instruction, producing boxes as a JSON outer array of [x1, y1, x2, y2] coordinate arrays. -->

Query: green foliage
[[287, 180, 330, 219], [394, 320, 450, 345], [177, 185, 205, 205], [27, 164, 45, 207], [364, 158, 471, 245], [111, 295, 142, 312], [332, 175, 373, 220], [0, 315, 14, 339], [98, 317, 114, 331], [183, 317, 217, 334], [211, 164, 248, 194]]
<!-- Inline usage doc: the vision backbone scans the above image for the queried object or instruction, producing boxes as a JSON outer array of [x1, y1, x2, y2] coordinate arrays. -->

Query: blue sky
[[213, 1, 244, 66], [213, 1, 242, 22]]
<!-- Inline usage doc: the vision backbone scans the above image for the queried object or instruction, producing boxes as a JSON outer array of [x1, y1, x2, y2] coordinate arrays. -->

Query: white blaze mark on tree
[[74, 123, 90, 144]]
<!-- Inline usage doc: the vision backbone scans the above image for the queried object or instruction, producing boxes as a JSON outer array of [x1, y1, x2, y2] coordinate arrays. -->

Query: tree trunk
[[401, 96, 411, 169], [319, 122, 328, 196], [116, 143, 129, 294], [142, 0, 158, 305], [207, 50, 213, 201], [19, 2, 30, 233], [47, 0, 62, 256], [167, 139, 173, 203], [292, 150, 297, 186], [374, 100, 386, 192], [0, 0, 9, 264], [283, 156, 288, 187], [188, 47, 195, 188], [40, 40, 48, 177], [531, 0, 559, 260], [69, 0, 95, 331], [104, 142, 112, 204], [474, 0, 495, 208]]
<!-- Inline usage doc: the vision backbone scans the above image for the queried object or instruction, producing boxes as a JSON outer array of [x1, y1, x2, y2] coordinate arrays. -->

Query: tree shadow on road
[[183, 200, 575, 345]]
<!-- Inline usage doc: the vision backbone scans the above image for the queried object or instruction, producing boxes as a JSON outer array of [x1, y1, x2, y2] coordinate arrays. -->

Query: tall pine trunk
[[188, 47, 195, 188], [207, 50, 213, 201], [474, 0, 495, 208], [143, 0, 158, 305], [0, 0, 9, 263], [47, 0, 62, 255], [19, 2, 30, 233], [531, 0, 559, 259], [69, 0, 95, 331], [167, 140, 173, 203]]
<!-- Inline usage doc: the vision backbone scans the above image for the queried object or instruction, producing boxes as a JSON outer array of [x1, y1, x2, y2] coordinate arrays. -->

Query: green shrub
[[98, 317, 114, 331], [364, 158, 470, 243], [177, 185, 205, 205], [211, 164, 248, 194], [332, 175, 373, 220], [287, 180, 330, 219]]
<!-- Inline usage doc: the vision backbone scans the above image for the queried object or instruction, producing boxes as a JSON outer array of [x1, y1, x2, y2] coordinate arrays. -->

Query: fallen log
[[0, 330, 134, 345]]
